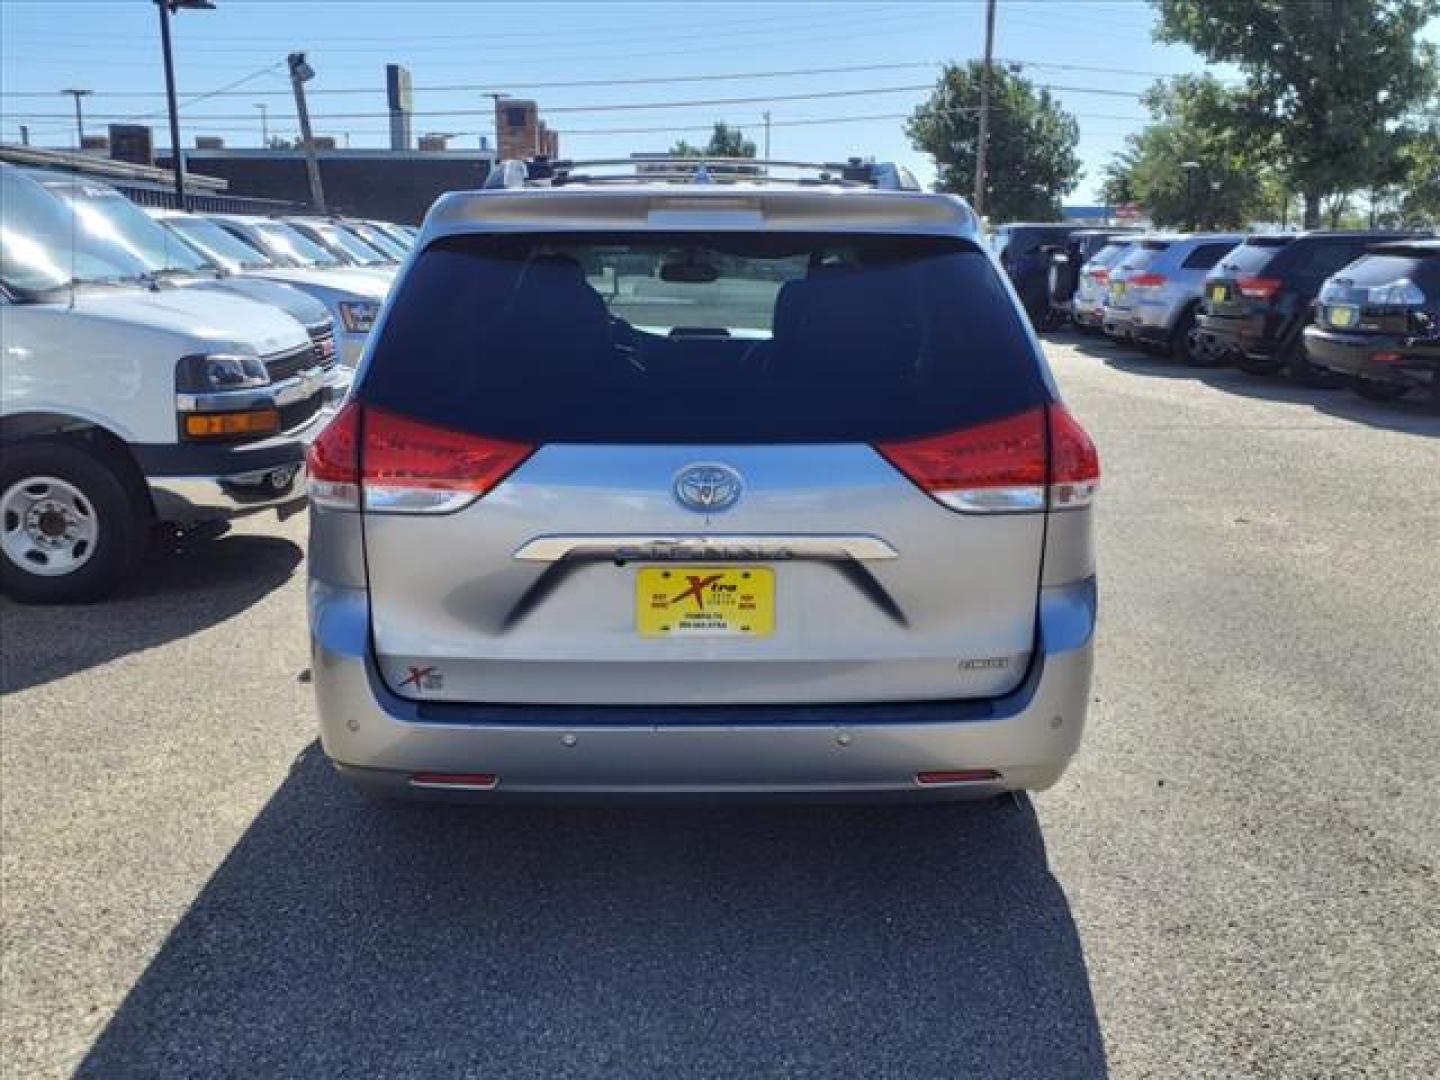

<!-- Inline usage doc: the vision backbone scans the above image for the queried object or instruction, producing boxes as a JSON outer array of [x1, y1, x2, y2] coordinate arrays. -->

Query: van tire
[[0, 441, 147, 604]]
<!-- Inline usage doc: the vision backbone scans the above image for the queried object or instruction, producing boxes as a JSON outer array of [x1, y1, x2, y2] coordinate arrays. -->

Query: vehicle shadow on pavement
[[77, 744, 1107, 1080], [1054, 332, 1440, 437], [0, 532, 301, 694]]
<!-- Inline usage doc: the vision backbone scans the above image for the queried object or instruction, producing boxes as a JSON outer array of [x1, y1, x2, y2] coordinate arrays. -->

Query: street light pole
[[288, 52, 327, 214], [1181, 160, 1200, 231], [255, 102, 269, 146], [973, 0, 997, 218], [155, 1, 215, 210], [61, 89, 91, 149]]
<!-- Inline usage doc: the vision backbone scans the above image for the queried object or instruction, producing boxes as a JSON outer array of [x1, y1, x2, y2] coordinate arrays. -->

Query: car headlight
[[337, 300, 380, 333], [175, 353, 270, 393], [1365, 278, 1426, 306]]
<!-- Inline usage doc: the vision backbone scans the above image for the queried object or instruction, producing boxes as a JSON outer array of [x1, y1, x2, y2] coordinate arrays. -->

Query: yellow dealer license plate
[[1328, 304, 1358, 327], [1210, 285, 1227, 302], [636, 566, 774, 637]]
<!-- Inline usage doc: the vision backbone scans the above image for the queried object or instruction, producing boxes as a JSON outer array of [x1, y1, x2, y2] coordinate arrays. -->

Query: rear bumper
[[308, 578, 1097, 802], [1101, 307, 1133, 338], [1198, 313, 1278, 357], [1303, 328, 1440, 385]]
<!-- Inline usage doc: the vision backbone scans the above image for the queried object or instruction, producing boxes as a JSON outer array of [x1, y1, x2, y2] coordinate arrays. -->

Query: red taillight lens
[[1047, 403, 1100, 508], [876, 408, 1047, 513], [306, 402, 534, 513], [875, 404, 1098, 513], [306, 399, 361, 509], [1092, 269, 1110, 283], [1128, 272, 1167, 288], [1236, 275, 1282, 300]]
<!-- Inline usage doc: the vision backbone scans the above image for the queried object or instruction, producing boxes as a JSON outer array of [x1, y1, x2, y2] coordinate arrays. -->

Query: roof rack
[[481, 155, 922, 192]]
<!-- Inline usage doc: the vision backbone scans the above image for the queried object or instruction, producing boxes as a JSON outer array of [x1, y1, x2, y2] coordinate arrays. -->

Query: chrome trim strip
[[512, 535, 899, 563]]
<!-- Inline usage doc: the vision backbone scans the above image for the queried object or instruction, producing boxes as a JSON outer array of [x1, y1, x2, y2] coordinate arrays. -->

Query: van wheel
[[1353, 379, 1408, 403], [0, 442, 146, 604]]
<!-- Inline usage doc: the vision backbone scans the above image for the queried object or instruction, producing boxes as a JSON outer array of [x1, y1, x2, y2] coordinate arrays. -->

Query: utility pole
[[288, 52, 327, 214], [19, 125, 30, 146], [973, 0, 997, 219], [255, 102, 269, 145], [763, 110, 772, 159], [61, 89, 91, 149]]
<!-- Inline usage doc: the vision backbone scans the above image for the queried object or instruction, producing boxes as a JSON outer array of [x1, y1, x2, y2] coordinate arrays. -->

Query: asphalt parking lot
[[2, 334, 1437, 1079]]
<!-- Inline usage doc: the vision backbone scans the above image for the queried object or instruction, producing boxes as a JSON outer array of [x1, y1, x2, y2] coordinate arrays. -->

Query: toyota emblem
[[673, 464, 743, 513]]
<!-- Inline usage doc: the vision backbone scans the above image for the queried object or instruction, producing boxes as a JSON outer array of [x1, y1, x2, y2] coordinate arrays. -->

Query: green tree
[[907, 61, 1081, 222], [1399, 123, 1440, 224], [1152, 0, 1439, 228], [1101, 75, 1271, 229], [670, 121, 756, 159]]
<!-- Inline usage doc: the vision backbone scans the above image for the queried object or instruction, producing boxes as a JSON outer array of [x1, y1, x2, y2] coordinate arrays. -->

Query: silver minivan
[[305, 159, 1100, 802]]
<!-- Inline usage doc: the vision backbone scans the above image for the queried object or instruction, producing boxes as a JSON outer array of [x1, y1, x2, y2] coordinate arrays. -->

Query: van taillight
[[875, 404, 1098, 513], [1236, 275, 1282, 300], [306, 402, 534, 513]]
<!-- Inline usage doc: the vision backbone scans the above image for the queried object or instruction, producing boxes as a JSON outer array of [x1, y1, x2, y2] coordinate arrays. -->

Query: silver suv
[[1103, 234, 1244, 361], [305, 157, 1100, 802]]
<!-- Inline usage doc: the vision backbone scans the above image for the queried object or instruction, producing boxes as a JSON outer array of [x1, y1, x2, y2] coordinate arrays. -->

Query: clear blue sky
[[0, 1, 1433, 202]]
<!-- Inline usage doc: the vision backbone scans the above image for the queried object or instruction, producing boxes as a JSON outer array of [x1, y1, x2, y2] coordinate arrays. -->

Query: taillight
[[1128, 272, 1167, 289], [875, 404, 1099, 513], [1092, 269, 1110, 283], [306, 402, 534, 513], [307, 400, 361, 509], [1236, 275, 1282, 300]]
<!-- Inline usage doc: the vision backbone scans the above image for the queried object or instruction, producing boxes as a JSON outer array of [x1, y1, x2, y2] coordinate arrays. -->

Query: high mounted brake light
[[875, 403, 1099, 514], [306, 401, 535, 513]]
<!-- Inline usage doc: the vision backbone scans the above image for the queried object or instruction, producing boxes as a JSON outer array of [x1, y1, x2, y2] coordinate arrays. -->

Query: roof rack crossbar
[[481, 155, 921, 192]]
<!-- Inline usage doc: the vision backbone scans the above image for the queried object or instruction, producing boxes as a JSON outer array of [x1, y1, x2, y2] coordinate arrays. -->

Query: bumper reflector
[[408, 772, 499, 790], [183, 409, 280, 439], [1372, 351, 1402, 364], [916, 769, 1002, 785]]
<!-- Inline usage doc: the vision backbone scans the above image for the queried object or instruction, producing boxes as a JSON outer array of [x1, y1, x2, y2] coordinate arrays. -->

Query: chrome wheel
[[1, 475, 100, 577]]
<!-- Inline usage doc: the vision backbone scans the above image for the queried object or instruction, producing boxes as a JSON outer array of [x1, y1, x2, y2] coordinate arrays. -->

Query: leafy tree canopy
[[1151, 0, 1439, 227], [907, 61, 1081, 222], [670, 122, 757, 159]]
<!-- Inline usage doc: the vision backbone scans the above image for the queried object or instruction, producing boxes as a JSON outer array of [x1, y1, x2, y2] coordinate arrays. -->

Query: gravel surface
[[2, 335, 1437, 1078]]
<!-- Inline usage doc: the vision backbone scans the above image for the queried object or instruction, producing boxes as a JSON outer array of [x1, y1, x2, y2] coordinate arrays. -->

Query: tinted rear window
[[1332, 252, 1440, 289], [360, 231, 1049, 443], [1181, 243, 1238, 270], [1088, 243, 1129, 268], [1216, 238, 1291, 276]]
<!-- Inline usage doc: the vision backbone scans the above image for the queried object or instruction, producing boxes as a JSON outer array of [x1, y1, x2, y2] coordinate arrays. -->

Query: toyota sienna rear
[[306, 158, 1099, 802]]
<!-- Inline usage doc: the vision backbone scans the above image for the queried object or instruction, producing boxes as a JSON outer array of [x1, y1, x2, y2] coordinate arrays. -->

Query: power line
[[0, 61, 942, 99]]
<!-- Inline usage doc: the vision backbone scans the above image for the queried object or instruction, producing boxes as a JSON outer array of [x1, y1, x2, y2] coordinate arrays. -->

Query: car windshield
[[360, 231, 1048, 444], [165, 216, 274, 272], [44, 184, 211, 275], [248, 220, 343, 266], [0, 168, 150, 295], [309, 222, 390, 265], [346, 223, 408, 260]]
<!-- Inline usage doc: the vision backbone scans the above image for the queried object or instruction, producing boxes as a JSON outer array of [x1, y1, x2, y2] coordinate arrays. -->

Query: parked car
[[1304, 238, 1440, 403], [207, 213, 394, 291], [284, 217, 396, 271], [152, 210, 390, 368], [27, 171, 339, 370], [1046, 229, 1141, 322], [1072, 240, 1137, 332], [1118, 233, 1245, 363], [1101, 236, 1167, 340], [305, 158, 1100, 802], [338, 219, 411, 261], [991, 222, 1077, 326], [0, 166, 340, 603], [1198, 230, 1431, 384]]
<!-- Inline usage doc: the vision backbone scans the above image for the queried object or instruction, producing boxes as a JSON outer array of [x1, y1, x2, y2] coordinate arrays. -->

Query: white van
[[0, 165, 342, 603]]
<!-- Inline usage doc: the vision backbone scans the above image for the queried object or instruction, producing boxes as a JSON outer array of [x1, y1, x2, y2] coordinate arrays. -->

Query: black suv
[[1197, 230, 1431, 384], [1304, 239, 1440, 403], [992, 222, 1077, 326], [1045, 228, 1142, 320]]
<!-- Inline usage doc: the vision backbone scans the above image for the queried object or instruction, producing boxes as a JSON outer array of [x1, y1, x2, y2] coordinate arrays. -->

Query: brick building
[[495, 99, 560, 160]]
